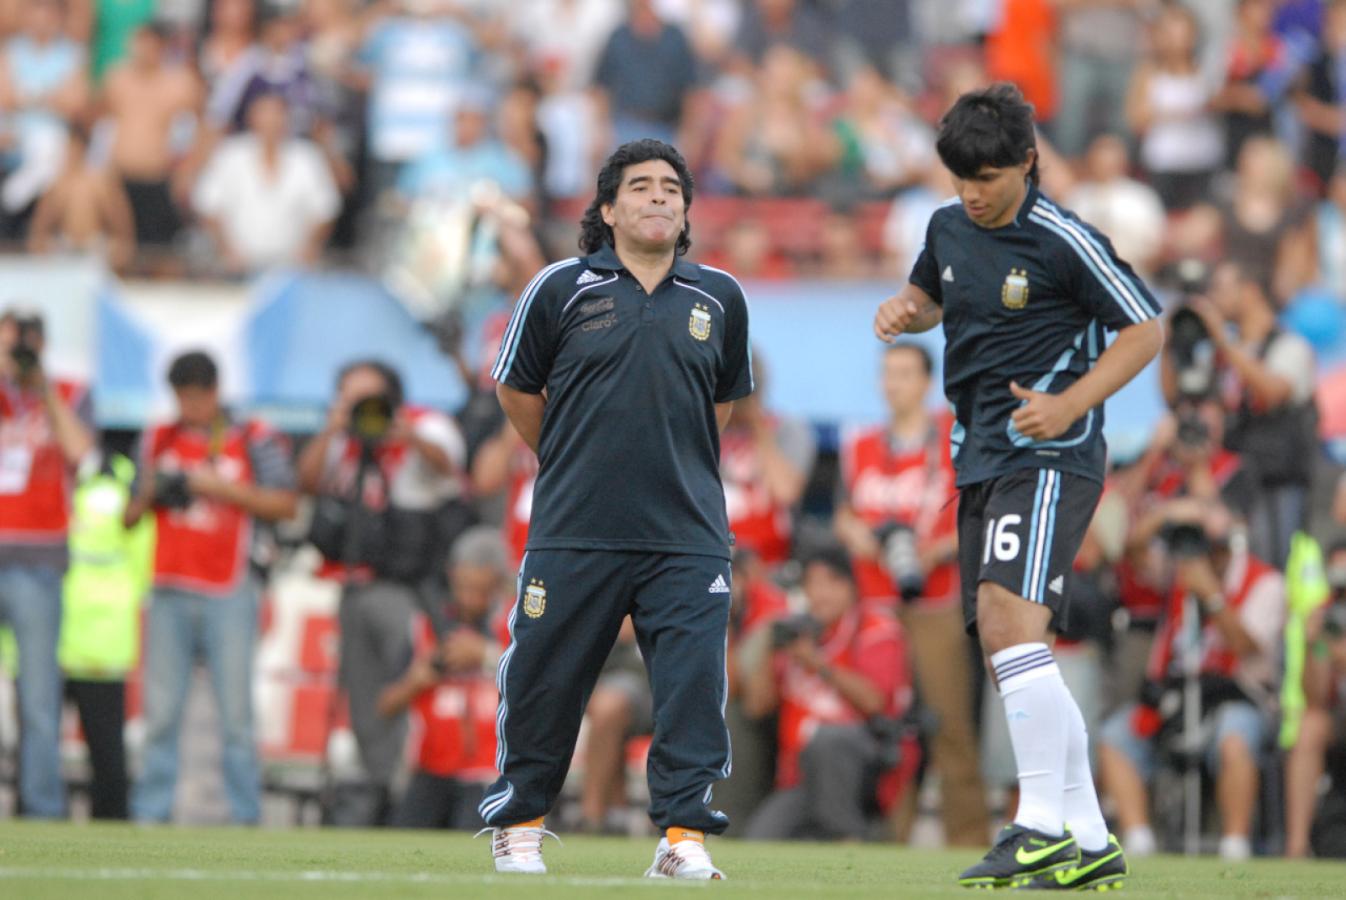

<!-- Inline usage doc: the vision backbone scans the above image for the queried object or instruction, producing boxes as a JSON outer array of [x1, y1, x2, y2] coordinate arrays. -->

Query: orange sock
[[667, 827, 705, 845], [506, 817, 544, 829]]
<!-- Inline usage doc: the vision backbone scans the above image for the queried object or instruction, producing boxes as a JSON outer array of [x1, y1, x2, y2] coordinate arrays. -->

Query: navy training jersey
[[491, 244, 754, 558], [909, 184, 1161, 487]]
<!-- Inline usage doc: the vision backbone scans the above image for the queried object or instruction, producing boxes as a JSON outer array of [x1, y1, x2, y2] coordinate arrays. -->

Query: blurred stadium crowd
[[0, 0, 1345, 865]]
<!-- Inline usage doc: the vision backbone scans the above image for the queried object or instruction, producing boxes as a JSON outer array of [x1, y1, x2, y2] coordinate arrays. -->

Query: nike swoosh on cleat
[[1015, 839, 1076, 866], [1053, 850, 1123, 885]]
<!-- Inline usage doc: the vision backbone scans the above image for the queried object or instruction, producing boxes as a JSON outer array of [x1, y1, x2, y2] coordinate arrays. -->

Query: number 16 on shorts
[[958, 468, 1101, 616]]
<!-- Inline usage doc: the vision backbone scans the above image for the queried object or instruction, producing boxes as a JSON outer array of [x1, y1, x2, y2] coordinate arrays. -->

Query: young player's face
[[602, 159, 687, 254], [952, 154, 1034, 228]]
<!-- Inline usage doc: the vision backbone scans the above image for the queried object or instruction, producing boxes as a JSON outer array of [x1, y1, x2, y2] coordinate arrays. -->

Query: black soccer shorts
[[956, 467, 1102, 635]]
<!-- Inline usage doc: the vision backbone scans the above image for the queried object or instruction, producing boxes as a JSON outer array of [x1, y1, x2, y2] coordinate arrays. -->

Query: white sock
[[1060, 684, 1109, 852], [992, 642, 1067, 837]]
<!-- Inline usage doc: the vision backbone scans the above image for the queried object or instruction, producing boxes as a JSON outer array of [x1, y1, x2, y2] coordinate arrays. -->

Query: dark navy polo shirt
[[909, 184, 1162, 488], [491, 244, 754, 558]]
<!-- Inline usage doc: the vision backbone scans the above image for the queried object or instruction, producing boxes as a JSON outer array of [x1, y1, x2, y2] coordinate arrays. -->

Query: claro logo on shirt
[[689, 303, 712, 340]]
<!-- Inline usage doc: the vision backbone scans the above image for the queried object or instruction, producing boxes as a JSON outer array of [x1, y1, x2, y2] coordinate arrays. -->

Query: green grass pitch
[[0, 822, 1342, 899]]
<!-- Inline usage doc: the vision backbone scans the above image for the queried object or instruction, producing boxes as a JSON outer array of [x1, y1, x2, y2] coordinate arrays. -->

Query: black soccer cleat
[[1012, 833, 1128, 892], [958, 824, 1079, 889]]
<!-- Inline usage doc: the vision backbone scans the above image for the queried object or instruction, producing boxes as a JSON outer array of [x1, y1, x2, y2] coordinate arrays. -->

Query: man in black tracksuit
[[481, 139, 752, 879]]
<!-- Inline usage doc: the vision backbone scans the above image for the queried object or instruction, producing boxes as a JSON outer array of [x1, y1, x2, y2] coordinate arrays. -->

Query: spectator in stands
[[1284, 539, 1346, 857], [1126, 3, 1224, 212], [1175, 136, 1310, 303], [834, 342, 988, 846], [591, 0, 700, 148], [719, 353, 815, 569], [810, 206, 884, 279], [982, 0, 1057, 128], [192, 90, 340, 274], [296, 358, 466, 826], [1161, 259, 1318, 566], [381, 526, 510, 829], [1213, 0, 1287, 168], [101, 22, 201, 266], [126, 350, 297, 825], [1051, 0, 1143, 159], [1099, 501, 1285, 860], [507, 0, 622, 92], [742, 545, 912, 841], [396, 90, 533, 207], [198, 0, 258, 101], [0, 308, 93, 818], [207, 4, 318, 136], [88, 0, 154, 84], [26, 124, 135, 270], [1294, 0, 1346, 192], [1065, 134, 1167, 279], [733, 0, 832, 71], [826, 66, 935, 201], [881, 162, 954, 279], [578, 619, 654, 833], [0, 0, 88, 238], [1289, 162, 1346, 302], [58, 450, 153, 821], [356, 0, 482, 199], [698, 216, 794, 280], [712, 43, 834, 197]]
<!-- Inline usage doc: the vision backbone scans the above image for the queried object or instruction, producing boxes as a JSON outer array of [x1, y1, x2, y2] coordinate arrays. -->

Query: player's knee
[[586, 686, 632, 728], [975, 581, 1050, 655]]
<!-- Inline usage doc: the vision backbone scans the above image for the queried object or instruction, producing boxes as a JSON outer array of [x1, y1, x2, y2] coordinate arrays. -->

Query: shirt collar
[[584, 244, 701, 282]]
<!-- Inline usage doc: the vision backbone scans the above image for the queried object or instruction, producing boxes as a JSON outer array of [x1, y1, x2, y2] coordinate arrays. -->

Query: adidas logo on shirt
[[708, 574, 730, 594], [1048, 575, 1064, 595], [575, 270, 604, 285], [942, 265, 955, 282]]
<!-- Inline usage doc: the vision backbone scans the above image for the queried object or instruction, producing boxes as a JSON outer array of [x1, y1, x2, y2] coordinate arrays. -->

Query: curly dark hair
[[578, 139, 695, 256]]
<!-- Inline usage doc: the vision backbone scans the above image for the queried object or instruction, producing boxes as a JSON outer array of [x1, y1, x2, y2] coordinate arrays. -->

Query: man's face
[[450, 563, 501, 622], [248, 95, 289, 142], [801, 562, 855, 627], [174, 385, 220, 428], [881, 347, 929, 419], [601, 159, 686, 254], [951, 154, 1034, 229], [25, 0, 61, 42]]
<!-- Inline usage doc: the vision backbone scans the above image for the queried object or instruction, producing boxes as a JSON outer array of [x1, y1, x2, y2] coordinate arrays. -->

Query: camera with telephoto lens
[[1175, 410, 1210, 448], [428, 647, 450, 677], [349, 393, 395, 445], [1159, 521, 1210, 560], [1323, 562, 1346, 639], [875, 521, 925, 602], [1166, 259, 1217, 401], [152, 471, 193, 510], [9, 314, 42, 376], [771, 613, 821, 649]]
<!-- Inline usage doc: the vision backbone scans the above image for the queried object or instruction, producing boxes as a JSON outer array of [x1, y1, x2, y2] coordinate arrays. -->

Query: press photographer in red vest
[[124, 351, 298, 824], [0, 308, 94, 818]]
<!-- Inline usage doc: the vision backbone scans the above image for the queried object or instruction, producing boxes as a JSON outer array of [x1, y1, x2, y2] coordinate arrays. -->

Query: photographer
[[124, 351, 298, 825], [741, 546, 913, 841], [1098, 501, 1285, 860], [1160, 259, 1318, 566], [378, 527, 510, 830], [1284, 541, 1346, 858], [296, 358, 467, 826], [834, 342, 986, 845], [0, 309, 93, 818]]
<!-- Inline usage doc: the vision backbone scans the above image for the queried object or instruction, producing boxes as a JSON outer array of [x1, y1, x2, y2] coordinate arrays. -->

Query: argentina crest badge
[[1001, 268, 1029, 310], [523, 578, 547, 618], [689, 303, 712, 341]]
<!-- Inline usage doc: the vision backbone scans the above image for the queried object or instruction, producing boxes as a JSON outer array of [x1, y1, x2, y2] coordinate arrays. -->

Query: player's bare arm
[[497, 382, 546, 454], [1009, 317, 1163, 441], [873, 283, 942, 342], [715, 401, 734, 433]]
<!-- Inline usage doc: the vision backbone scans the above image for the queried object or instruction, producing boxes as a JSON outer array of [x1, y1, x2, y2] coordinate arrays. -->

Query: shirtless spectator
[[26, 125, 134, 269], [101, 23, 201, 264]]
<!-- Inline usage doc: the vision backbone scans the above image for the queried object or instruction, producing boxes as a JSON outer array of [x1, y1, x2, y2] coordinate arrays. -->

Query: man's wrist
[[1201, 592, 1227, 614]]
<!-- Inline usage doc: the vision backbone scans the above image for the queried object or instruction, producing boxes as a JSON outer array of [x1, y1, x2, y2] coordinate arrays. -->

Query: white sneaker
[[477, 823, 559, 874], [644, 836, 725, 880], [1218, 834, 1251, 861]]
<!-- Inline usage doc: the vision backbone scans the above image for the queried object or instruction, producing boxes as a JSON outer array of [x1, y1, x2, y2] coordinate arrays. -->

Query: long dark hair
[[935, 82, 1040, 185], [578, 139, 695, 256]]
